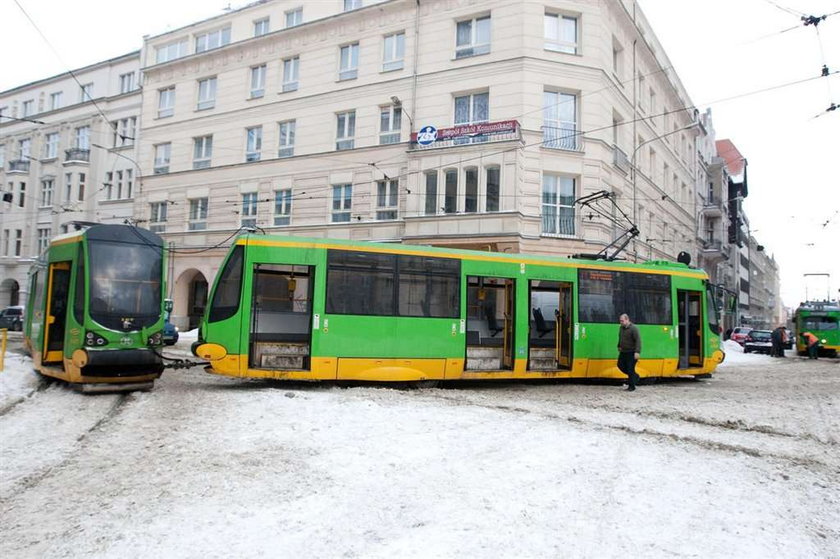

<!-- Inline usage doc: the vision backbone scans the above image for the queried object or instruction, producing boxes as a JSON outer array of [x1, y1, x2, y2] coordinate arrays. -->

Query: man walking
[[617, 313, 641, 391]]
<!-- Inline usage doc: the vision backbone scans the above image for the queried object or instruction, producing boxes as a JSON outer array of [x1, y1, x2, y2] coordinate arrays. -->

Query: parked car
[[744, 330, 773, 354], [730, 327, 753, 346], [0, 305, 24, 331]]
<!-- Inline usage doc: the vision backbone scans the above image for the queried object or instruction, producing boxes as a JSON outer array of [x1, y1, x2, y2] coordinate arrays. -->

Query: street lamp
[[390, 96, 414, 131]]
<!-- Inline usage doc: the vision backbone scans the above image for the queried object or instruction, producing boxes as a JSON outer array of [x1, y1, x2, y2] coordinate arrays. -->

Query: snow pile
[[0, 350, 41, 412]]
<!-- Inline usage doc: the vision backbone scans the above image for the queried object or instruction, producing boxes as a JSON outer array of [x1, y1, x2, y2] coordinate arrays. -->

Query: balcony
[[8, 159, 30, 173], [701, 195, 725, 218], [64, 148, 90, 164], [613, 145, 630, 174], [701, 239, 731, 260], [541, 125, 581, 151]]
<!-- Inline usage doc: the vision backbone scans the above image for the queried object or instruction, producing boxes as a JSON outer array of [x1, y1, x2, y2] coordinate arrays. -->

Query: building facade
[[136, 0, 702, 329], [0, 52, 142, 306]]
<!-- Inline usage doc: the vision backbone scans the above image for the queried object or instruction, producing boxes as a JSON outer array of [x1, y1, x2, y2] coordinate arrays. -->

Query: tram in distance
[[793, 301, 839, 357], [192, 233, 725, 384], [24, 224, 168, 392]]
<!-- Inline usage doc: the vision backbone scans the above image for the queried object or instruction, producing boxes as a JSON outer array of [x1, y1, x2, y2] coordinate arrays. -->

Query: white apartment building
[[137, 0, 702, 330], [0, 52, 142, 306]]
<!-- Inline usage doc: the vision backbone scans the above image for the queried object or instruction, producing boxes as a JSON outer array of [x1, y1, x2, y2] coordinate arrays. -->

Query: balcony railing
[[613, 145, 630, 174], [542, 125, 580, 151], [64, 148, 90, 163], [8, 159, 30, 173]]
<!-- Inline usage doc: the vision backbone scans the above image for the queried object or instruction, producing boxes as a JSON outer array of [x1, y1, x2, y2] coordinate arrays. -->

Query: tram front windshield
[[88, 240, 162, 330]]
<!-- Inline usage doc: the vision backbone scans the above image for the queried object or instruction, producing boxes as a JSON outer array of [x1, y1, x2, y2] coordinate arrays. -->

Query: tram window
[[802, 316, 838, 330], [578, 269, 671, 324], [73, 245, 85, 324], [327, 251, 396, 315], [327, 250, 459, 317], [397, 255, 459, 318], [706, 284, 720, 334], [209, 245, 244, 322]]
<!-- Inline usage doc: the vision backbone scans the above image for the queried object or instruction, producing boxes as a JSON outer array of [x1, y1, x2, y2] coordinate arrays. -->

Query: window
[[80, 83, 93, 103], [379, 105, 401, 144], [250, 65, 266, 98], [78, 172, 86, 201], [274, 189, 292, 225], [650, 88, 657, 123], [424, 171, 438, 215], [376, 179, 398, 220], [44, 133, 59, 159], [612, 39, 623, 79], [22, 100, 34, 117], [336, 111, 355, 150], [121, 170, 129, 199], [115, 170, 125, 199], [485, 166, 500, 212], [464, 167, 478, 213], [455, 15, 490, 58], [332, 184, 352, 222], [246, 126, 262, 162], [104, 171, 113, 200], [119, 72, 136, 93], [542, 174, 576, 236], [113, 117, 136, 148], [197, 77, 217, 110], [193, 135, 213, 169], [638, 73, 646, 111], [40, 179, 54, 207], [18, 182, 26, 207], [19, 138, 31, 159], [383, 32, 405, 71], [208, 246, 244, 323], [74, 126, 90, 150], [195, 27, 231, 53], [543, 90, 578, 150], [2, 230, 7, 256], [150, 202, 167, 233], [578, 269, 672, 324], [285, 8, 302, 27], [278, 120, 295, 157], [158, 87, 175, 118], [188, 198, 208, 230], [241, 193, 258, 227], [454, 92, 488, 125], [37, 228, 51, 255], [154, 143, 171, 174], [253, 18, 269, 37], [50, 92, 63, 111], [339, 43, 359, 80], [326, 250, 460, 318], [282, 57, 299, 92], [544, 13, 578, 54], [14, 230, 22, 256], [344, 0, 362, 11], [156, 39, 187, 63], [0, 145, 5, 168], [64, 173, 73, 201], [444, 169, 457, 213]]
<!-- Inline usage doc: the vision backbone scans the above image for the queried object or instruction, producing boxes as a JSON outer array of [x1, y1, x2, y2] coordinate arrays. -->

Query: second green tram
[[192, 234, 724, 383], [24, 224, 167, 392], [793, 301, 840, 357]]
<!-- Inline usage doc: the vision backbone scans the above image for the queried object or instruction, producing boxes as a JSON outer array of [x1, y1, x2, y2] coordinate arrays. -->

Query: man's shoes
[[626, 385, 636, 392]]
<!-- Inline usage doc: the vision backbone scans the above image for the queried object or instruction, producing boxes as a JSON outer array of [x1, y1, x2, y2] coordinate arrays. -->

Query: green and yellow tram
[[24, 224, 167, 392], [793, 301, 839, 357], [193, 234, 724, 384]]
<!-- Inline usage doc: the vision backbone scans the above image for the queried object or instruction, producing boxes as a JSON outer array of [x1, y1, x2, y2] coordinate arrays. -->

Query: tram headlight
[[85, 331, 108, 347], [147, 331, 163, 346]]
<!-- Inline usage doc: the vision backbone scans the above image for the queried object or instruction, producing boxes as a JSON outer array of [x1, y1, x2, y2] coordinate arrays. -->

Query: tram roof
[[237, 233, 708, 279]]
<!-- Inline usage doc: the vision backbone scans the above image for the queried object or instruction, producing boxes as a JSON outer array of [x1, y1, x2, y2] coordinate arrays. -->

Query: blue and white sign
[[416, 125, 438, 146]]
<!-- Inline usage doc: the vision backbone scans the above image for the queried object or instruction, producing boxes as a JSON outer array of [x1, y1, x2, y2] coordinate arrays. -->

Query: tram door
[[528, 281, 573, 370], [249, 264, 314, 370], [43, 261, 71, 363], [677, 290, 703, 368], [465, 276, 515, 371]]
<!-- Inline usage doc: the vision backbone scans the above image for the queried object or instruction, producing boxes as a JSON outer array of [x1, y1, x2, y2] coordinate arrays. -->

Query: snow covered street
[[1, 338, 838, 558]]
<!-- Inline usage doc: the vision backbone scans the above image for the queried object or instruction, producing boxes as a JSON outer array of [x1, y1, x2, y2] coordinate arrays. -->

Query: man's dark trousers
[[618, 351, 639, 388]]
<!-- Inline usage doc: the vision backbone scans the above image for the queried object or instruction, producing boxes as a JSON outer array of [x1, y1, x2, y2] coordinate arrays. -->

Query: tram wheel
[[412, 380, 440, 389]]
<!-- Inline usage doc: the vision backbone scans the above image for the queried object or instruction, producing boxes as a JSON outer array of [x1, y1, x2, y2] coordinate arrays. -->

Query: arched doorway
[[173, 269, 208, 331], [1, 278, 20, 307]]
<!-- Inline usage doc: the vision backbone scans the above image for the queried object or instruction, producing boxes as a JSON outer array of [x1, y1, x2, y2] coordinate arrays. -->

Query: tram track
[[417, 390, 839, 472], [0, 392, 131, 502]]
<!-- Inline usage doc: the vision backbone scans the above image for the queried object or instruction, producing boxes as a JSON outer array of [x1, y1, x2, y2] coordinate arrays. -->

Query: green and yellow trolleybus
[[793, 301, 839, 357], [192, 234, 724, 384], [24, 224, 168, 392]]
